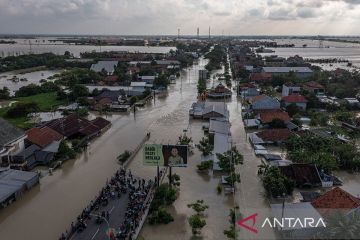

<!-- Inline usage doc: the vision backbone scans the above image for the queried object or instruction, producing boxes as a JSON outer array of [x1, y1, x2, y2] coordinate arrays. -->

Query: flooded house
[[0, 118, 26, 167]]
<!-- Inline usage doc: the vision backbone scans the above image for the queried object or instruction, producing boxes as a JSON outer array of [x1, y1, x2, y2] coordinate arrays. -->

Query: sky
[[1, 0, 360, 35]]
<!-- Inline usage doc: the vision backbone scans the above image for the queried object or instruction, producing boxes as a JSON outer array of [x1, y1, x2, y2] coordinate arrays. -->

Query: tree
[[187, 200, 209, 216], [286, 103, 300, 117], [188, 200, 208, 236], [188, 214, 206, 235], [178, 134, 193, 146], [224, 209, 237, 239], [69, 84, 89, 101], [6, 102, 39, 118], [269, 118, 287, 128], [196, 136, 214, 156], [130, 96, 139, 105], [0, 87, 10, 99], [262, 166, 295, 197]]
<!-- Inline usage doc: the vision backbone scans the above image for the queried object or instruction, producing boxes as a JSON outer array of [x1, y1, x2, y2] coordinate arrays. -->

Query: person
[[168, 147, 184, 166]]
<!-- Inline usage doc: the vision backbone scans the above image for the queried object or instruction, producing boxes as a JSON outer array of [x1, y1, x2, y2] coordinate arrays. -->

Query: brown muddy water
[[0, 58, 236, 240]]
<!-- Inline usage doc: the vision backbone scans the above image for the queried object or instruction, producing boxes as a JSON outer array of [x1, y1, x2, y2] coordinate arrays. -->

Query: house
[[303, 81, 325, 95], [189, 102, 229, 120], [279, 164, 322, 188], [256, 110, 290, 127], [262, 67, 313, 79], [344, 98, 360, 107], [90, 61, 118, 75], [103, 75, 119, 85], [45, 115, 111, 140], [239, 83, 259, 98], [0, 118, 26, 165], [311, 187, 360, 216], [93, 90, 127, 109], [138, 76, 156, 84], [130, 82, 153, 92], [208, 119, 230, 135], [0, 169, 39, 208], [249, 72, 272, 83], [282, 83, 301, 97], [281, 94, 308, 111], [270, 202, 325, 239], [249, 95, 280, 110], [25, 126, 63, 148], [207, 83, 232, 99], [255, 128, 292, 145]]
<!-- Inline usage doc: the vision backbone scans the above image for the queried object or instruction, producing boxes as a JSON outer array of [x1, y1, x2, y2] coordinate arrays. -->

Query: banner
[[143, 144, 188, 167]]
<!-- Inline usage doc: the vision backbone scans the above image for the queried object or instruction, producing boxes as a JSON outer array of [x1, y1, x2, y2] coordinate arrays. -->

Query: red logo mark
[[237, 213, 258, 234]]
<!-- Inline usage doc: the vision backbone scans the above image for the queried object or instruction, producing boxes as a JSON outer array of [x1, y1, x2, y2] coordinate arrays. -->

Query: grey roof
[[0, 169, 39, 203], [42, 140, 60, 153], [156, 60, 180, 65], [209, 119, 230, 135], [96, 90, 126, 102], [213, 133, 231, 171], [90, 61, 118, 73], [270, 202, 323, 230], [263, 154, 283, 161], [263, 67, 313, 74], [0, 118, 25, 147]]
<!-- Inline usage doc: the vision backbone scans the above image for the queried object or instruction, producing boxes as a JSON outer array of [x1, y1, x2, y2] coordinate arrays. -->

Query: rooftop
[[263, 67, 313, 73], [256, 128, 292, 142], [311, 187, 360, 212], [280, 163, 322, 187], [258, 110, 290, 123], [0, 118, 25, 148], [26, 126, 63, 148], [282, 94, 308, 103]]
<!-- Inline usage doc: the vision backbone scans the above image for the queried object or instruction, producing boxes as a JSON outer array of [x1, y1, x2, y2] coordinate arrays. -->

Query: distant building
[[90, 61, 118, 75], [207, 83, 232, 99], [130, 82, 153, 92], [249, 72, 272, 83], [189, 102, 229, 120], [262, 67, 313, 79], [282, 83, 301, 97], [302, 81, 325, 95]]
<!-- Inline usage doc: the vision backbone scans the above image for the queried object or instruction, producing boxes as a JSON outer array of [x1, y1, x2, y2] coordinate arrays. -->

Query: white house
[[282, 83, 301, 97], [0, 118, 26, 164], [90, 61, 118, 75]]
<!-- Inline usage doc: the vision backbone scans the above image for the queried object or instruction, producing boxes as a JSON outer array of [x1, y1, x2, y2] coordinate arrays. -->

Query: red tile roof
[[249, 73, 272, 82], [104, 75, 118, 82], [281, 94, 308, 103], [259, 110, 290, 123], [46, 115, 103, 138], [26, 126, 63, 148], [91, 117, 111, 130], [311, 187, 360, 213], [303, 81, 324, 89], [256, 128, 292, 142]]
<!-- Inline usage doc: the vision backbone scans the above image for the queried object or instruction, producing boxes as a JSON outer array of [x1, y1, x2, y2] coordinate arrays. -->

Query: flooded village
[[1, 35, 360, 240]]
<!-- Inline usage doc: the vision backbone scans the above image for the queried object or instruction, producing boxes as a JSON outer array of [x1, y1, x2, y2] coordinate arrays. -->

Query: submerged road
[[0, 59, 204, 240]]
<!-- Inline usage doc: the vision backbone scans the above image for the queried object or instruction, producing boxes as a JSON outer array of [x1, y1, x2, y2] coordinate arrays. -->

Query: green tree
[[262, 166, 295, 197]]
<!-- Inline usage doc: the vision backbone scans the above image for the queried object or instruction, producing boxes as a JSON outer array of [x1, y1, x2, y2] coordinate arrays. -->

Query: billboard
[[143, 144, 188, 167]]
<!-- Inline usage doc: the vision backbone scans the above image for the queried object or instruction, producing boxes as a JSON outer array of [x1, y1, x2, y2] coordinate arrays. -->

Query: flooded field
[[0, 70, 60, 95]]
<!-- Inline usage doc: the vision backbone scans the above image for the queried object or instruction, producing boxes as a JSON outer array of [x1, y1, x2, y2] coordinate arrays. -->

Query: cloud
[[0, 0, 359, 35]]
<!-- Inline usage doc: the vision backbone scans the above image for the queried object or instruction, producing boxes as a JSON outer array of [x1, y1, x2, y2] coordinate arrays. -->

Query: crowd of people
[[59, 167, 161, 240]]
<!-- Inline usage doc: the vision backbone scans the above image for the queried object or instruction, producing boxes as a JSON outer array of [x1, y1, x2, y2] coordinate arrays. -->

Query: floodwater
[[0, 57, 237, 240], [0, 38, 175, 57], [0, 70, 60, 95]]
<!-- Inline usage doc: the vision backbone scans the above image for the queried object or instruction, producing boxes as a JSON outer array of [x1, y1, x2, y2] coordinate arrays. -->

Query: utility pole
[[208, 26, 211, 40], [197, 27, 199, 39], [178, 28, 180, 40]]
